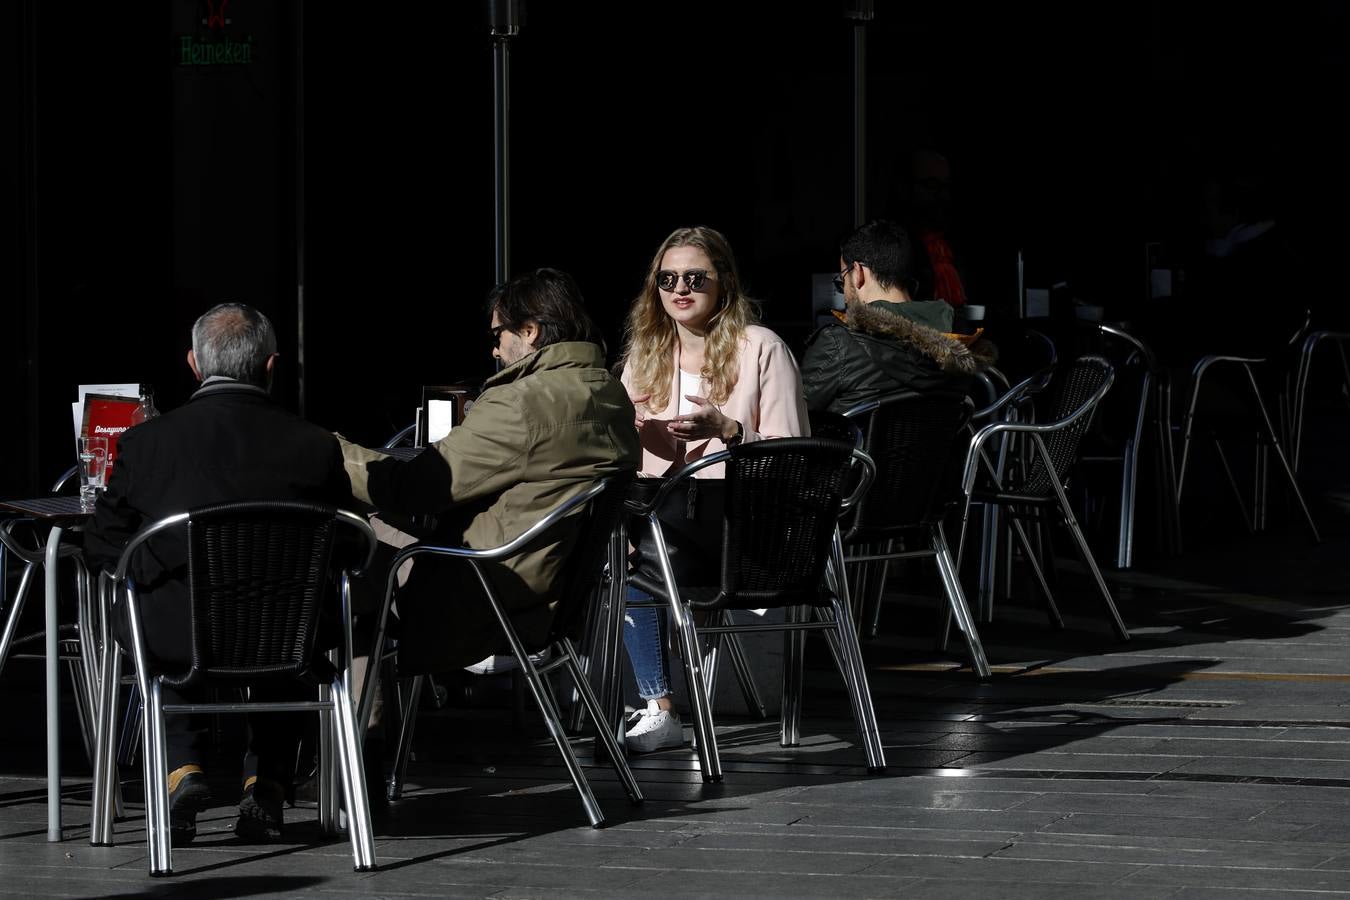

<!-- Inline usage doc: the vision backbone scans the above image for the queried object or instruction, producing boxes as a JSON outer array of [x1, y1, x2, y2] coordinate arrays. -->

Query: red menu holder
[[82, 393, 142, 466]]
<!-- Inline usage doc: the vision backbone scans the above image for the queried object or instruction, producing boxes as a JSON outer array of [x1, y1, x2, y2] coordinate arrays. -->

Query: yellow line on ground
[[874, 663, 1350, 682]]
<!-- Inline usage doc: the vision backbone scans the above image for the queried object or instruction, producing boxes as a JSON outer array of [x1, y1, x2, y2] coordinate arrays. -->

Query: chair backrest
[[1020, 355, 1115, 496], [547, 473, 636, 642], [118, 501, 375, 689], [713, 438, 867, 610], [807, 408, 864, 448], [842, 392, 974, 539]]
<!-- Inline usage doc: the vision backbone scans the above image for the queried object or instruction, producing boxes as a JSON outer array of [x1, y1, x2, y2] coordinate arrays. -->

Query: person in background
[[801, 219, 996, 416]]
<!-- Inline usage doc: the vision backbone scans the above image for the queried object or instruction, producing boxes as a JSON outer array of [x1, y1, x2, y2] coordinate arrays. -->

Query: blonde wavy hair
[[620, 226, 760, 410]]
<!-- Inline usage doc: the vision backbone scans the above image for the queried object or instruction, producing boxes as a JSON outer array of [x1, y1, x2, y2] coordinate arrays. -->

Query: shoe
[[624, 699, 684, 753], [168, 770, 212, 847], [234, 780, 285, 841], [464, 647, 551, 676]]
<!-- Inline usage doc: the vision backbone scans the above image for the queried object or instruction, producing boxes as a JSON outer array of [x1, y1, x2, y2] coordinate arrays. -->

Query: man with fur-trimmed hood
[[801, 220, 996, 415]]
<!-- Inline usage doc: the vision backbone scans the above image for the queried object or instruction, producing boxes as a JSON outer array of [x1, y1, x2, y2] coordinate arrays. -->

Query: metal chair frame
[[1078, 324, 1182, 568], [358, 477, 645, 829], [836, 394, 991, 679], [1288, 330, 1350, 472], [1177, 354, 1319, 542], [957, 357, 1131, 642], [1, 466, 105, 776], [89, 502, 379, 876], [626, 439, 885, 783]]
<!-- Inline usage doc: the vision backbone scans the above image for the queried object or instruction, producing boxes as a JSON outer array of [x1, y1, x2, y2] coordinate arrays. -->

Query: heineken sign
[[176, 0, 256, 67], [178, 34, 254, 66]]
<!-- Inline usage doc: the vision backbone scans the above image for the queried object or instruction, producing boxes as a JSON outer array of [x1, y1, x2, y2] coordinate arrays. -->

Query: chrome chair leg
[[146, 679, 172, 876], [0, 559, 36, 676], [331, 675, 377, 870], [723, 625, 767, 719], [90, 640, 121, 846], [1243, 363, 1321, 543], [829, 533, 885, 772], [1212, 436, 1256, 533], [317, 682, 338, 834], [117, 688, 142, 766], [560, 637, 643, 805], [828, 596, 885, 773], [388, 675, 423, 801], [780, 605, 804, 748], [1037, 436, 1130, 641], [933, 525, 990, 679], [1008, 516, 1063, 629]]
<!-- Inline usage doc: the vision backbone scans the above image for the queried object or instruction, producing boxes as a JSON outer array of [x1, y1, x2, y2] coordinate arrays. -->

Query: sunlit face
[[657, 245, 720, 333], [490, 311, 536, 367]]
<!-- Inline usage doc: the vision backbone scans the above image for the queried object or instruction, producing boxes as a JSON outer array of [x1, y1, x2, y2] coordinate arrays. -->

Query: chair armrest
[[389, 479, 609, 568]]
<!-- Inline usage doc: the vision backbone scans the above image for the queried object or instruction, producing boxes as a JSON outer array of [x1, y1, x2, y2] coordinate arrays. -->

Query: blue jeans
[[623, 586, 672, 700]]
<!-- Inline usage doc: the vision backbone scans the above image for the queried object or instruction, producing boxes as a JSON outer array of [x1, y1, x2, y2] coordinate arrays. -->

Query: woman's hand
[[629, 392, 651, 430], [668, 395, 737, 442]]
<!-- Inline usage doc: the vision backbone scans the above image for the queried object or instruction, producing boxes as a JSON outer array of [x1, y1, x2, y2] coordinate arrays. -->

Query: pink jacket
[[621, 324, 810, 478]]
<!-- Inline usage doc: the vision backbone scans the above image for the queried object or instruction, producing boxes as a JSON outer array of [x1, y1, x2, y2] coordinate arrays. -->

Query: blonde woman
[[619, 226, 808, 751]]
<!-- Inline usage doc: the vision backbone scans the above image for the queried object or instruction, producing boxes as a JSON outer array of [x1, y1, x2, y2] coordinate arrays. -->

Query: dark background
[[5, 0, 1345, 498]]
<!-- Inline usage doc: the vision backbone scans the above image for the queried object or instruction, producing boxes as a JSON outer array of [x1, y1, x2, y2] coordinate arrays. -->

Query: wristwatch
[[725, 420, 744, 447]]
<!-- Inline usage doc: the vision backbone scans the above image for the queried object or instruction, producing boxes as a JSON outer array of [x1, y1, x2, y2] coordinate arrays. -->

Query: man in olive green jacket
[[339, 269, 640, 672]]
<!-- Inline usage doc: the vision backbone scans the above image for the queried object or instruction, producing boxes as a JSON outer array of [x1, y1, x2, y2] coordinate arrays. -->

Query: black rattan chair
[[357, 475, 645, 828], [958, 356, 1131, 641], [89, 501, 378, 876], [836, 393, 990, 678], [627, 438, 882, 783]]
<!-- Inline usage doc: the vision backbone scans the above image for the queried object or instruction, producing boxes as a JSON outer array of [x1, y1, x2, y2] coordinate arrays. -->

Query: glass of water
[[78, 435, 109, 510]]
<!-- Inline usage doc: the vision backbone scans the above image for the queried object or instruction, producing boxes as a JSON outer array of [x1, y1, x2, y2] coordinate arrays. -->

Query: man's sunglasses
[[656, 269, 713, 293], [832, 262, 859, 295]]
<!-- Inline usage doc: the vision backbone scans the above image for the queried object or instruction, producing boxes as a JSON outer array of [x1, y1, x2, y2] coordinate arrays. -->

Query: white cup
[[964, 304, 986, 322]]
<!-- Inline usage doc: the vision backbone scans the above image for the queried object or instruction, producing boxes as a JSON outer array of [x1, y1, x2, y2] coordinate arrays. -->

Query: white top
[[677, 368, 702, 416]]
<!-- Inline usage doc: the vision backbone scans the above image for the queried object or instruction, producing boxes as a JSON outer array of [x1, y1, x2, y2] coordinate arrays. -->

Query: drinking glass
[[78, 435, 109, 510]]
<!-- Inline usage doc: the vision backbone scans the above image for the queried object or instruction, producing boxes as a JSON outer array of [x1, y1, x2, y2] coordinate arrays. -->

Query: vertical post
[[294, 0, 307, 417], [847, 1, 873, 228], [491, 0, 519, 286], [45, 527, 64, 841], [21, 0, 41, 495]]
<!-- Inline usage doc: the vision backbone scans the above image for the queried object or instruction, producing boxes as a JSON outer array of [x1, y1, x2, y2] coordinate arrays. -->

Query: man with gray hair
[[84, 302, 352, 846]]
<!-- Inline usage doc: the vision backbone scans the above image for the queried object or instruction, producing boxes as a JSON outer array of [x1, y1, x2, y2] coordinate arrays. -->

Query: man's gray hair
[[191, 302, 278, 386]]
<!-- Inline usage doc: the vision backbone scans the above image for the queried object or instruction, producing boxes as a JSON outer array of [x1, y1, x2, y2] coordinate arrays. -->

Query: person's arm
[[338, 388, 531, 518], [799, 327, 844, 413], [338, 436, 454, 516], [743, 336, 809, 442]]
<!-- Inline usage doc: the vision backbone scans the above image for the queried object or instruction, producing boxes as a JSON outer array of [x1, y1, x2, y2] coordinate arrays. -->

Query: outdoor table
[[0, 495, 94, 841]]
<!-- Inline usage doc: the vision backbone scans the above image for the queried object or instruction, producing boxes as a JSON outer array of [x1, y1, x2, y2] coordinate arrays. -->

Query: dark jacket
[[338, 341, 641, 672], [800, 298, 996, 415], [83, 380, 353, 666]]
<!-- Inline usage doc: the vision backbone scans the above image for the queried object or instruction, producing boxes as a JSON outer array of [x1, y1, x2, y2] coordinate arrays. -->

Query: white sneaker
[[624, 699, 684, 752], [464, 647, 551, 676]]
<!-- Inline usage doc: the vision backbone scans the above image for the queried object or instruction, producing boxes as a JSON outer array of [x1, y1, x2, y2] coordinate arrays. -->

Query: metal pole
[[491, 1, 518, 286], [21, 0, 41, 495], [45, 527, 63, 841], [295, 0, 307, 417], [848, 2, 873, 228]]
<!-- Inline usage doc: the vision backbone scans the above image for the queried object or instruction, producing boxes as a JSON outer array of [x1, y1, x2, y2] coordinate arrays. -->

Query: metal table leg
[[45, 525, 64, 842]]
